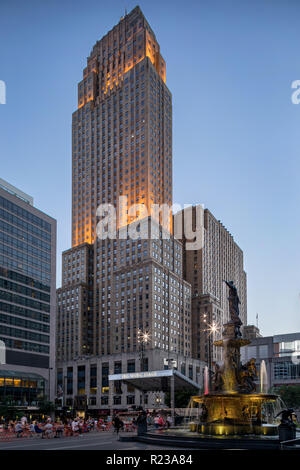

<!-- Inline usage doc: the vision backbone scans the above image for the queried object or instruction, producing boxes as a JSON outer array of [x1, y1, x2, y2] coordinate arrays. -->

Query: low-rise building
[[241, 332, 300, 390], [55, 348, 205, 417]]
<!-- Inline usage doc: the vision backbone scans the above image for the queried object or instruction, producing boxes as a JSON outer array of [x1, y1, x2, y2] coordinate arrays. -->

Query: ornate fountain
[[190, 281, 280, 436]]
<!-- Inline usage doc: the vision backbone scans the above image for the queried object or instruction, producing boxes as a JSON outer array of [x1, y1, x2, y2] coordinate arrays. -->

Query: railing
[[280, 437, 300, 449]]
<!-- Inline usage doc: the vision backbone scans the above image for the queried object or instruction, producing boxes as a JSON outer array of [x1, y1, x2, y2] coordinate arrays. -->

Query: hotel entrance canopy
[[108, 369, 201, 393]]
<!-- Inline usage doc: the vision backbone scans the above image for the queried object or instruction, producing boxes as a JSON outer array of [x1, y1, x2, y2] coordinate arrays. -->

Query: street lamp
[[137, 329, 150, 372], [137, 330, 150, 408], [48, 367, 53, 402], [201, 313, 221, 389], [154, 394, 162, 408], [63, 376, 67, 409]]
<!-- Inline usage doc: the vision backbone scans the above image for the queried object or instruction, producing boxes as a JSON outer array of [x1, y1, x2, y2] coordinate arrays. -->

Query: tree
[[0, 398, 10, 419], [38, 400, 56, 414], [0, 396, 20, 420], [164, 390, 193, 408], [274, 385, 300, 409]]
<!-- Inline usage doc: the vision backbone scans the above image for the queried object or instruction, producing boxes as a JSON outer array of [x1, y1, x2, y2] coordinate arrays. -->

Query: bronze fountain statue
[[190, 281, 280, 436]]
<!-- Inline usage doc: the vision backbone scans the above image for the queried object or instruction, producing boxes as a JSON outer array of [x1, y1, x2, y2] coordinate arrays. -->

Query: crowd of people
[[111, 412, 173, 435], [148, 414, 173, 429], [0, 411, 174, 440], [0, 416, 112, 439]]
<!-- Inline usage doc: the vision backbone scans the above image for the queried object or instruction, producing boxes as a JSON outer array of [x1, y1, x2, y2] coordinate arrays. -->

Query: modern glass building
[[241, 332, 300, 388], [0, 178, 56, 409], [0, 370, 46, 408]]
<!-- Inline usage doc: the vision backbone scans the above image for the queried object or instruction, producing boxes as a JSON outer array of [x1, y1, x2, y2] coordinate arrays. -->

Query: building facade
[[243, 324, 262, 340], [0, 178, 56, 408], [179, 206, 247, 364], [71, 5, 172, 248], [56, 7, 204, 413], [241, 332, 300, 390], [56, 243, 94, 361], [56, 349, 204, 415]]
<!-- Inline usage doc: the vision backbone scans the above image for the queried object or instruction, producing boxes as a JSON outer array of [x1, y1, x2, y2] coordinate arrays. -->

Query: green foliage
[[164, 390, 193, 408], [0, 396, 20, 420], [0, 400, 9, 418], [38, 400, 56, 414], [274, 385, 300, 409]]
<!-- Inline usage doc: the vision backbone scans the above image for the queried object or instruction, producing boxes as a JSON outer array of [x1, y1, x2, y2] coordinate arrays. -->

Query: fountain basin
[[190, 393, 280, 436], [190, 422, 278, 436]]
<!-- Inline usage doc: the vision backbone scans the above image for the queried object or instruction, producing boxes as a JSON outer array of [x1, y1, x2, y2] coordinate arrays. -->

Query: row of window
[[0, 243, 51, 274], [0, 230, 51, 263], [0, 290, 50, 313], [0, 266, 50, 293], [0, 207, 51, 242], [0, 324, 49, 344], [0, 278, 50, 303], [0, 336, 49, 353], [0, 196, 51, 232], [0, 313, 50, 333], [0, 255, 51, 285], [0, 219, 51, 252], [0, 301, 49, 323]]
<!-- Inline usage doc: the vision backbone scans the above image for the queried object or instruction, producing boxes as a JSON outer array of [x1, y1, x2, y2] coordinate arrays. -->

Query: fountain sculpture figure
[[190, 281, 280, 436]]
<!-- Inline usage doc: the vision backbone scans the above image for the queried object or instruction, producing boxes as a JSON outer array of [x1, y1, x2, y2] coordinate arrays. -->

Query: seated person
[[34, 423, 44, 435], [15, 422, 23, 438], [55, 423, 64, 438]]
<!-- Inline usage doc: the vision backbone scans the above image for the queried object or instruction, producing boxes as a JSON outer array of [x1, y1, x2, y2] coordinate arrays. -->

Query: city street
[[0, 431, 182, 450]]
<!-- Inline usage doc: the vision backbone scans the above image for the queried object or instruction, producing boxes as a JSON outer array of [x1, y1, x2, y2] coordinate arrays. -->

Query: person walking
[[71, 418, 79, 436], [158, 415, 165, 429], [136, 410, 147, 435], [166, 415, 173, 429], [112, 414, 122, 437]]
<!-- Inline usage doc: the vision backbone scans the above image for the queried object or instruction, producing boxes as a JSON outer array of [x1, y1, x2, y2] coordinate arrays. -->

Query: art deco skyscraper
[[57, 7, 191, 363], [72, 6, 172, 247]]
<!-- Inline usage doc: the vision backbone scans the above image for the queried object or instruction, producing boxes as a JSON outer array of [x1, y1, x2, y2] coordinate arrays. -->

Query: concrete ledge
[[118, 434, 138, 442], [133, 431, 281, 449]]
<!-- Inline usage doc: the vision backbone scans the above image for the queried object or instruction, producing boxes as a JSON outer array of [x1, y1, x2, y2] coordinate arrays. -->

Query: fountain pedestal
[[189, 320, 280, 436]]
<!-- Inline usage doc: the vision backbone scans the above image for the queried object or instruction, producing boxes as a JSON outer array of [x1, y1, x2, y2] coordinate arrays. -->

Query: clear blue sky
[[0, 0, 299, 336]]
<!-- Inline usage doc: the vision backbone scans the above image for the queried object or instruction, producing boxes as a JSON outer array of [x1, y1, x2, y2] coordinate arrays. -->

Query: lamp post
[[137, 330, 150, 372], [165, 357, 176, 422], [48, 367, 53, 402], [202, 313, 220, 390], [137, 330, 150, 407], [63, 376, 67, 409], [155, 394, 162, 408]]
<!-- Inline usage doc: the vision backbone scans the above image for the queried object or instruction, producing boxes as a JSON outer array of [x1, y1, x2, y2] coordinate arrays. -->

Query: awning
[[0, 369, 45, 380], [108, 369, 201, 393]]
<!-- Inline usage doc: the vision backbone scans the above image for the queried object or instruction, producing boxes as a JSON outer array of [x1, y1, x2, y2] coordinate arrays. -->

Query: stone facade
[[56, 7, 196, 401], [179, 207, 247, 364], [56, 348, 205, 414]]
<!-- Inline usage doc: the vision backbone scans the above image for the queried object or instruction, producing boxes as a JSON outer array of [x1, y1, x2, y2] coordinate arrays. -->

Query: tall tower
[[180, 207, 247, 363], [72, 6, 172, 247], [57, 7, 191, 363]]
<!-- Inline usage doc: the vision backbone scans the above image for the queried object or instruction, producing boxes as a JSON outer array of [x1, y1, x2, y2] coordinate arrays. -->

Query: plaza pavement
[[0, 430, 184, 450]]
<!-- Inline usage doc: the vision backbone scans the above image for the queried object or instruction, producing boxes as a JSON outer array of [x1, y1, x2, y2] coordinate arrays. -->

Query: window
[[113, 395, 121, 405], [259, 345, 268, 359], [127, 395, 135, 405], [127, 360, 135, 373]]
